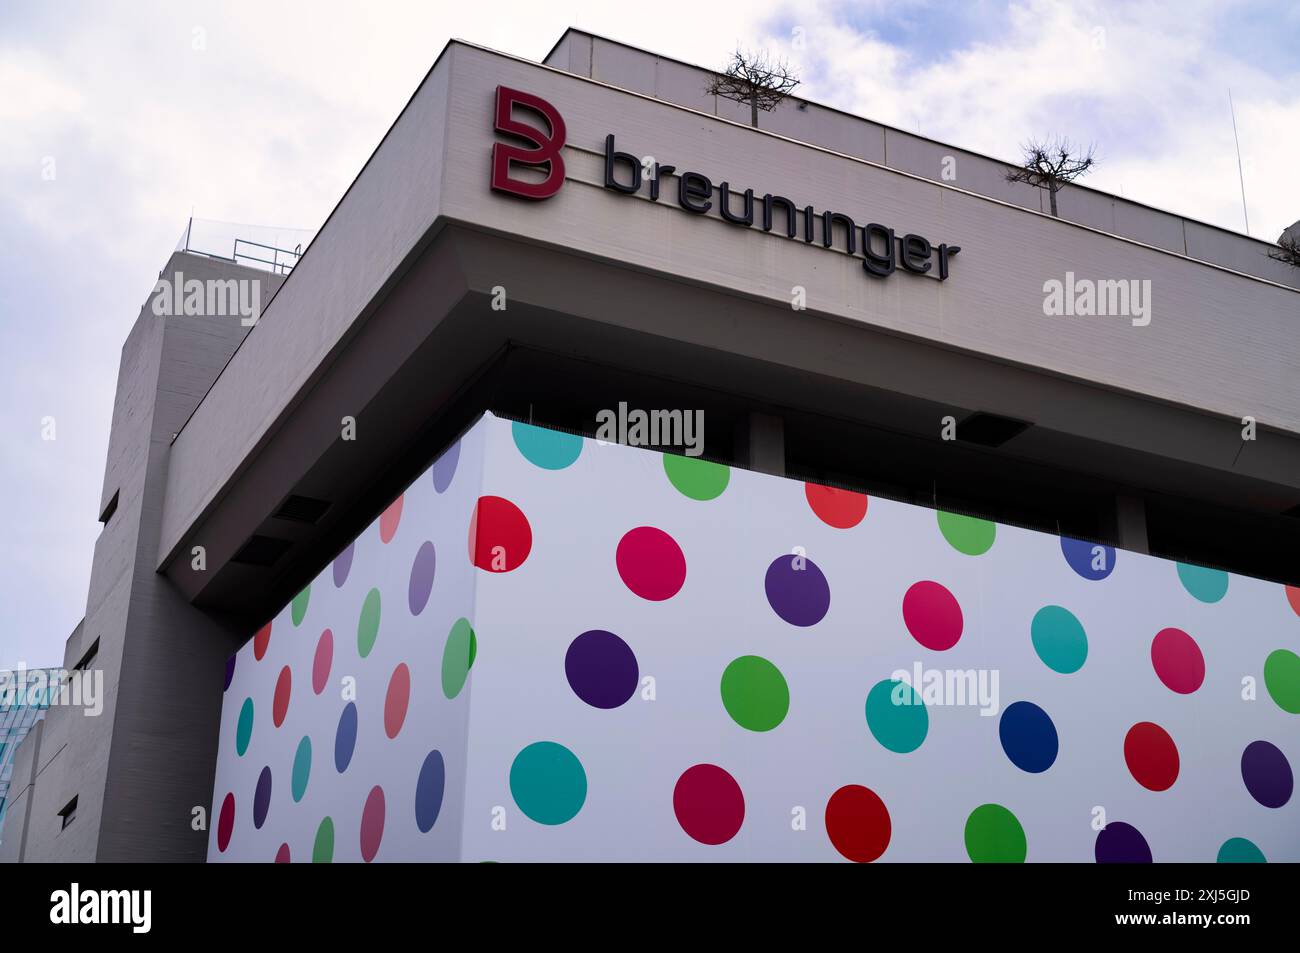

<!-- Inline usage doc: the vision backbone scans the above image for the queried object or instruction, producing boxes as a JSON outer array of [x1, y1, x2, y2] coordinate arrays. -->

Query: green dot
[[663, 453, 730, 501], [720, 655, 790, 732], [1176, 562, 1228, 603], [1217, 837, 1266, 863], [1263, 649, 1300, 714], [509, 741, 586, 825], [937, 511, 996, 555], [1031, 605, 1088, 674], [865, 678, 928, 753], [235, 697, 254, 756], [964, 804, 1027, 863], [312, 816, 334, 863], [442, 618, 477, 699], [291, 736, 312, 803], [291, 584, 311, 626], [357, 588, 381, 658]]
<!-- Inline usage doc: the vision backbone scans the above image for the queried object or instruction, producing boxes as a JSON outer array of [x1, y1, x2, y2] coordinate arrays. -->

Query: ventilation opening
[[957, 412, 1032, 448], [58, 796, 78, 830], [73, 638, 99, 672], [1282, 502, 1300, 520], [231, 535, 293, 568], [99, 490, 119, 524], [273, 494, 332, 525]]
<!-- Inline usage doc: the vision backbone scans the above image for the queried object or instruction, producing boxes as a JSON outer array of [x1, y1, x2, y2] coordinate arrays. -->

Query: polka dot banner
[[291, 585, 310, 627], [272, 667, 291, 728], [408, 542, 436, 616], [357, 588, 381, 659], [332, 542, 354, 588], [415, 750, 446, 833], [360, 786, 385, 862], [312, 816, 334, 863], [253, 622, 271, 661], [312, 629, 332, 695], [441, 618, 477, 700], [384, 664, 411, 739]]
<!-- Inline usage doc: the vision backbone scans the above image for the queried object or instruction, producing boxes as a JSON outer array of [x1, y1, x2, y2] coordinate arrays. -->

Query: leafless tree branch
[[1005, 136, 1098, 217], [706, 48, 801, 128]]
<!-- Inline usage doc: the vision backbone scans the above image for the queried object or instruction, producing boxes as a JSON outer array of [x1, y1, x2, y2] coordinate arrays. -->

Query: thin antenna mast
[[1228, 89, 1250, 234]]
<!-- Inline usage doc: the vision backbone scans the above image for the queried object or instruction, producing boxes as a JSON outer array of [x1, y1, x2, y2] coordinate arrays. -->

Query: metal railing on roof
[[177, 216, 314, 276]]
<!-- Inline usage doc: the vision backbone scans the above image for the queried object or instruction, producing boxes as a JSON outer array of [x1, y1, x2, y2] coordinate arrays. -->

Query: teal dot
[[1176, 563, 1228, 603], [1030, 605, 1088, 674], [865, 679, 928, 753], [512, 421, 582, 470], [509, 741, 587, 825], [236, 698, 254, 756], [291, 736, 312, 802], [1217, 837, 1266, 863]]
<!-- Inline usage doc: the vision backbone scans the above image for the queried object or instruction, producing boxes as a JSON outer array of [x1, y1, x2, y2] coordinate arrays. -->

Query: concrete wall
[[5, 253, 282, 862], [547, 29, 1299, 287]]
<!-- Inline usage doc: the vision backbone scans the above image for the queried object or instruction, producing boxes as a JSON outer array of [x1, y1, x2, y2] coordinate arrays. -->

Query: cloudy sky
[[2, 0, 1297, 670]]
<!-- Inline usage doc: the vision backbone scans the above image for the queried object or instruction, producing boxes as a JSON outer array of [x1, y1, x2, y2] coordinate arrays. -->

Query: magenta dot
[[360, 785, 386, 862], [764, 553, 830, 626], [312, 629, 333, 696], [902, 580, 963, 651], [673, 764, 745, 845], [616, 527, 686, 601], [1150, 628, 1204, 694], [275, 842, 290, 863], [216, 792, 235, 853]]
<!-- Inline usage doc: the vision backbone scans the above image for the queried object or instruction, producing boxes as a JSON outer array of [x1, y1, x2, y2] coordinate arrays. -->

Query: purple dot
[[1095, 821, 1152, 863], [333, 542, 355, 588], [223, 654, 236, 691], [253, 765, 272, 830], [408, 541, 436, 615], [432, 440, 460, 494], [565, 630, 639, 709], [764, 554, 830, 627], [1241, 740, 1293, 808]]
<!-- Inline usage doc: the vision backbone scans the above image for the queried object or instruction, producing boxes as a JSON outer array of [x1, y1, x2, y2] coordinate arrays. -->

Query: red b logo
[[490, 86, 566, 200]]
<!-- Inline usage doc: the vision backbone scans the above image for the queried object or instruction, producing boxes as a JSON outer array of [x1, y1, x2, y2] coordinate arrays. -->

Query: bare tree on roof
[[706, 48, 801, 128], [1005, 137, 1098, 217]]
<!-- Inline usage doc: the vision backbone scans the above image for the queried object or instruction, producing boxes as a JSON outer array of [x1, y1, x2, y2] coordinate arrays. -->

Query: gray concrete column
[[1116, 492, 1149, 554], [735, 412, 785, 477]]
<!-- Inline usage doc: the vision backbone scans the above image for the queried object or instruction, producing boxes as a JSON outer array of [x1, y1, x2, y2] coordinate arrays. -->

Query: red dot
[[673, 764, 744, 845], [379, 494, 403, 543], [273, 666, 292, 727], [1151, 628, 1204, 694], [1124, 722, 1180, 791], [217, 792, 235, 853], [384, 664, 410, 739], [902, 580, 963, 651], [312, 629, 333, 696], [1286, 585, 1300, 618], [274, 843, 290, 863], [616, 526, 686, 601], [825, 784, 891, 862], [468, 496, 532, 572], [805, 483, 868, 529], [253, 621, 272, 661], [360, 786, 385, 863]]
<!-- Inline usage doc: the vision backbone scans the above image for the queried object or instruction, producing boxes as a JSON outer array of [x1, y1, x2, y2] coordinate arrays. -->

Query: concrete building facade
[[4, 28, 1298, 862]]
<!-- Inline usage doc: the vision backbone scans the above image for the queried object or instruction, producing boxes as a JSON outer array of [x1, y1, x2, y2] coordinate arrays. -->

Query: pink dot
[[616, 527, 686, 601], [360, 786, 385, 863], [312, 629, 333, 695], [379, 494, 403, 543], [673, 764, 744, 845], [273, 665, 292, 727], [384, 664, 410, 739], [1151, 628, 1204, 694], [902, 580, 963, 651], [275, 843, 290, 863], [217, 792, 235, 852]]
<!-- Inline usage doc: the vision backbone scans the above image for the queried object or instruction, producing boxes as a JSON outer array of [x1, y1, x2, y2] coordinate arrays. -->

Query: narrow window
[[59, 795, 78, 830]]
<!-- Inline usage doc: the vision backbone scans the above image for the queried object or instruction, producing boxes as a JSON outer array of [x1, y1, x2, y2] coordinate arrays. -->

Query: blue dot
[[334, 702, 358, 773], [999, 701, 1058, 773], [512, 421, 583, 470], [415, 750, 446, 833], [1060, 537, 1114, 580]]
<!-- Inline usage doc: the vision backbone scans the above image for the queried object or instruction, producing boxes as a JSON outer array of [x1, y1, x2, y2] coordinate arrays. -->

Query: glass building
[[0, 669, 60, 844]]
